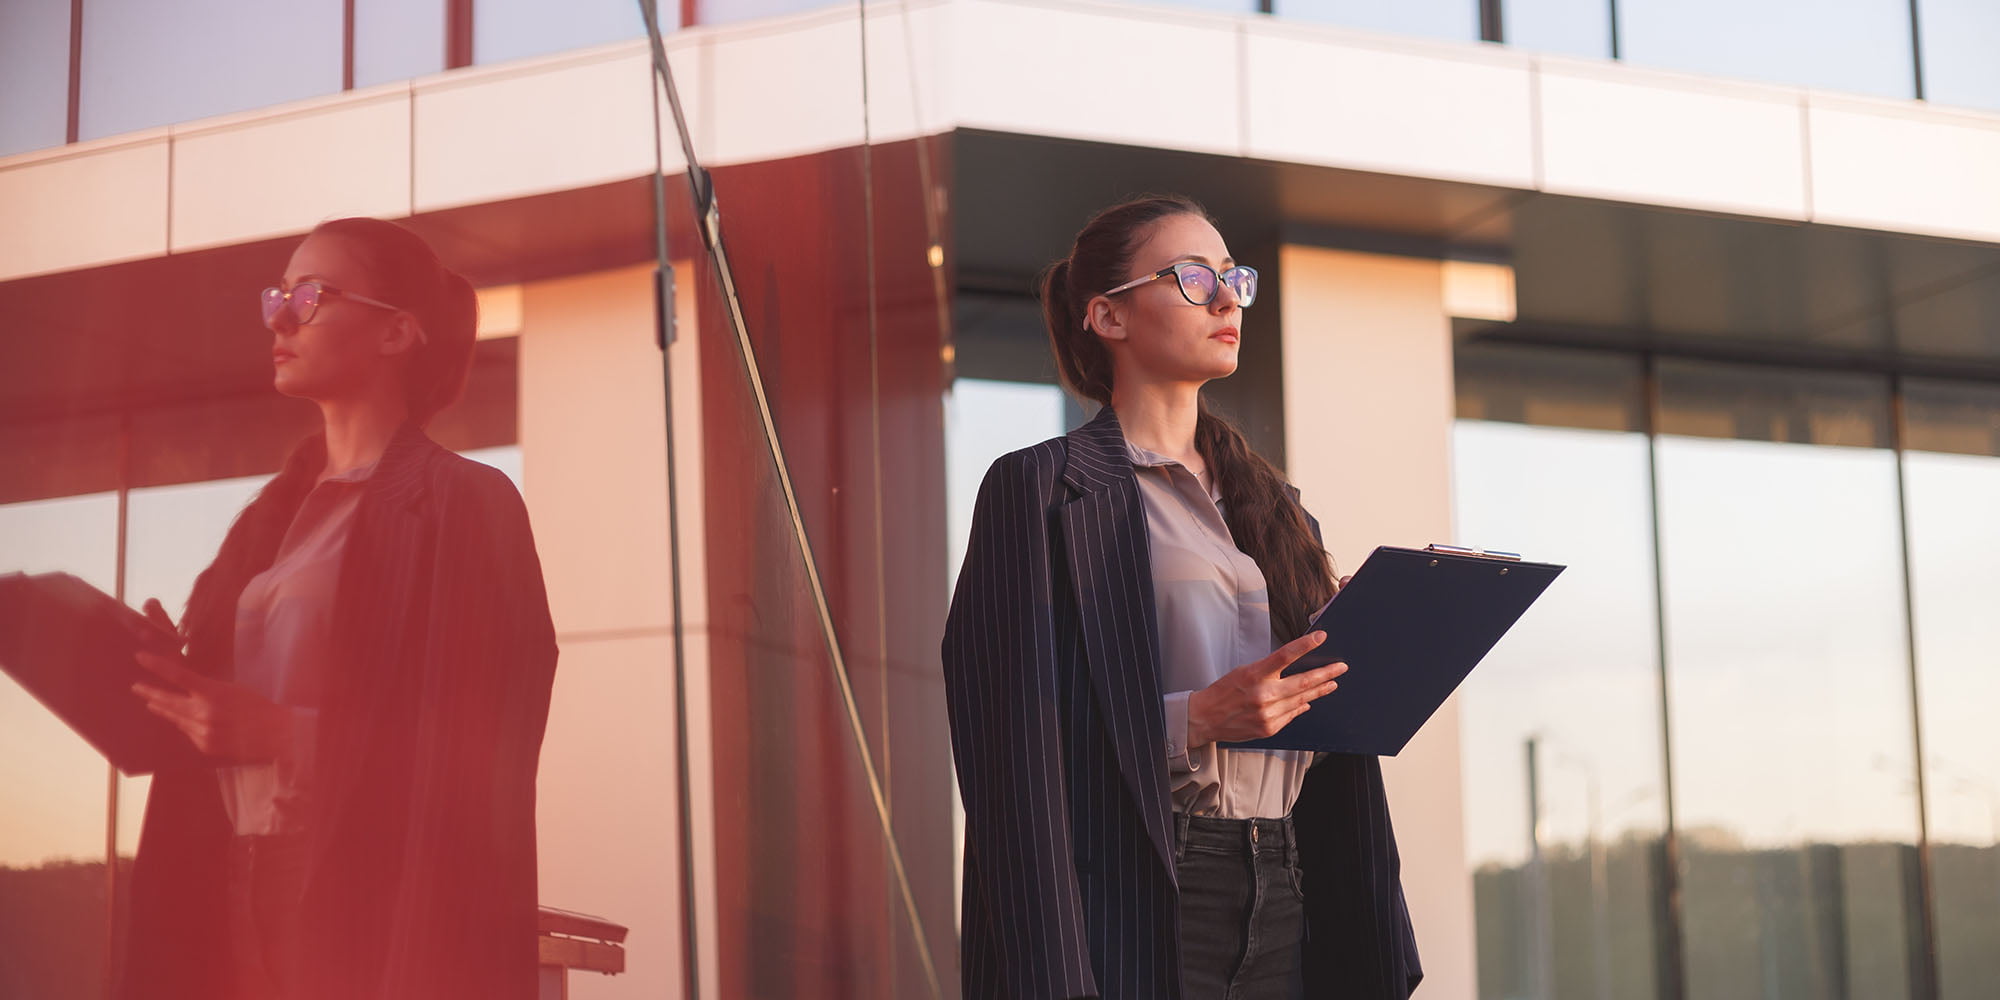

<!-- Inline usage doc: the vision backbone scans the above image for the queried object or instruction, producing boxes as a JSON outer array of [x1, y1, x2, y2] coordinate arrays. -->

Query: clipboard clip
[[1425, 543, 1523, 563]]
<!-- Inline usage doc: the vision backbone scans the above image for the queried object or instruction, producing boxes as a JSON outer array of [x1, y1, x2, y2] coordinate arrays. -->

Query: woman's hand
[[1186, 631, 1348, 746], [129, 599, 294, 762]]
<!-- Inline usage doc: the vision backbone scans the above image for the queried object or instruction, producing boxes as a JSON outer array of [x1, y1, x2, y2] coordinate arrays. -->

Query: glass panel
[[666, 22, 959, 985], [1454, 346, 1668, 1000], [1915, 0, 2000, 112], [695, 0, 845, 25], [1504, 0, 1614, 59], [1273, 0, 1479, 42], [1656, 362, 1923, 1000], [1617, 0, 1915, 100], [1902, 379, 2000, 1000], [78, 0, 343, 141], [353, 0, 447, 88], [0, 490, 120, 1000], [0, 0, 71, 157], [473, 0, 647, 65]]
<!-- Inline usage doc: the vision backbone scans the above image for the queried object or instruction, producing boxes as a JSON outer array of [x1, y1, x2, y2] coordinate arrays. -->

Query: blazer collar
[[1061, 404, 1137, 497], [367, 422, 441, 508]]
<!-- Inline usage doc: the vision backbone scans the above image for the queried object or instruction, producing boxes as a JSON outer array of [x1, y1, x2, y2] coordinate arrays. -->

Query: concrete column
[[518, 262, 717, 999], [1279, 245, 1475, 1000]]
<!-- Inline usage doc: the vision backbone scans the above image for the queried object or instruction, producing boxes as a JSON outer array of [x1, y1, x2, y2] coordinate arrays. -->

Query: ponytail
[[1196, 397, 1335, 640]]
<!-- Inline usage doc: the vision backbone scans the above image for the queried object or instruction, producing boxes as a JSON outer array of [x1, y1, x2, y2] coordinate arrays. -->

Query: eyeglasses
[[261, 280, 426, 344], [1102, 261, 1258, 308]]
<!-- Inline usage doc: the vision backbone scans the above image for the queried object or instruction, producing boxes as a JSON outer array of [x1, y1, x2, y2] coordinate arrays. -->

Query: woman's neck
[[1110, 381, 1205, 471], [316, 390, 410, 482]]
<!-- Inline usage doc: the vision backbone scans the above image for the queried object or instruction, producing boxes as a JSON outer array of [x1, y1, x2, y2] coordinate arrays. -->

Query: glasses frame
[[1100, 261, 1258, 308], [262, 280, 428, 344]]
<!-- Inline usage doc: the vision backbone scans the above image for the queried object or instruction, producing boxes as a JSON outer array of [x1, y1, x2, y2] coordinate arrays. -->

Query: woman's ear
[[379, 313, 423, 357], [1085, 295, 1128, 343]]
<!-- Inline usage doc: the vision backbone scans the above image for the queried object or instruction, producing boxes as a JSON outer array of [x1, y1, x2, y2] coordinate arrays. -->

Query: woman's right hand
[[1185, 632, 1347, 746]]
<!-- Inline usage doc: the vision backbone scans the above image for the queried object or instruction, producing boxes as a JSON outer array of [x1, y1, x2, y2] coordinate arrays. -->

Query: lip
[[273, 348, 297, 364], [1211, 328, 1239, 344]]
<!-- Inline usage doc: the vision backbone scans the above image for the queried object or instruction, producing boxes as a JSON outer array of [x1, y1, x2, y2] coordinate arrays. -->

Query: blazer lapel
[[1058, 406, 1175, 874], [309, 425, 434, 875]]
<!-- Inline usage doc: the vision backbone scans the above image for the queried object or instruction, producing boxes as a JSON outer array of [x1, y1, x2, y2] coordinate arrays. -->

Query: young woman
[[942, 195, 1421, 999], [118, 217, 559, 1000]]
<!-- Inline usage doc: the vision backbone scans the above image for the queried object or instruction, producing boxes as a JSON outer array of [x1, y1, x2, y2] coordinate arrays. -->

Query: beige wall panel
[[1807, 97, 2000, 243], [1245, 28, 1535, 188], [536, 633, 683, 1000], [947, 0, 1243, 156], [1279, 245, 1475, 1000], [518, 265, 673, 635], [414, 50, 660, 213], [170, 90, 412, 253], [675, 10, 867, 166], [0, 135, 169, 281], [523, 260, 716, 998], [1538, 64, 1808, 219], [862, 1, 956, 144]]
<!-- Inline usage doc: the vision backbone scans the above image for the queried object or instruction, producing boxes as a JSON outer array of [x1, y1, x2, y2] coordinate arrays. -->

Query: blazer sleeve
[[941, 449, 1099, 1000]]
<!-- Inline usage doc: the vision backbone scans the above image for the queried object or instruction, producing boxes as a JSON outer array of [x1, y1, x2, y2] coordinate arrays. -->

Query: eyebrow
[[1167, 253, 1235, 267]]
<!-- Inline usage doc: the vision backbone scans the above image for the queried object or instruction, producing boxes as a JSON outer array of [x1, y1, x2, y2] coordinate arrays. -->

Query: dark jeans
[[224, 832, 309, 1000], [1174, 814, 1307, 1000]]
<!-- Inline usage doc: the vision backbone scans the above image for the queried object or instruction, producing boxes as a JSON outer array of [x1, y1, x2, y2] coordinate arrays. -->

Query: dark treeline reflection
[[1475, 833, 2000, 1000], [0, 857, 131, 1000]]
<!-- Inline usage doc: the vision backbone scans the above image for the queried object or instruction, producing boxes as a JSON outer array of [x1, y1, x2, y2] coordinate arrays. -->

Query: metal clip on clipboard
[[1424, 543, 1523, 562]]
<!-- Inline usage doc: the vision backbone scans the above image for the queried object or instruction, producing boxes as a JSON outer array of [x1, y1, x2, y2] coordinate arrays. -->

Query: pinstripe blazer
[[942, 405, 1422, 1000]]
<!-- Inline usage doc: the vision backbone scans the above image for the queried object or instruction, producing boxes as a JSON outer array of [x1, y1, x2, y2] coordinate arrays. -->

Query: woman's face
[[266, 232, 417, 402], [1086, 212, 1244, 389]]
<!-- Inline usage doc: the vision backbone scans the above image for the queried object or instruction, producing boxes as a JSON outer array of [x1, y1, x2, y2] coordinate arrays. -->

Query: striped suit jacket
[[942, 405, 1423, 1000]]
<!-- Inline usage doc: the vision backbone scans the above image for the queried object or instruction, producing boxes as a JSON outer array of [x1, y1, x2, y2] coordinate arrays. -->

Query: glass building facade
[[1455, 346, 2000, 999], [5, 0, 2000, 998], [6, 0, 2000, 158]]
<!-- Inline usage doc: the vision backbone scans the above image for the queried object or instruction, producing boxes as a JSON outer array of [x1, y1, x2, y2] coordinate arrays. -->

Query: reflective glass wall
[[1455, 345, 2000, 1000], [8, 0, 2000, 162]]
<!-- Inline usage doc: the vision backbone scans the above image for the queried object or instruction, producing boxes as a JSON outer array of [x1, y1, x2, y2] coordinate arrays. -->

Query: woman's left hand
[[132, 651, 294, 763]]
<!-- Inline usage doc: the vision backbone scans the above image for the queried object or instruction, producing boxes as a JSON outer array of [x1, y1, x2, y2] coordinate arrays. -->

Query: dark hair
[[309, 216, 478, 427], [1039, 194, 1335, 640], [177, 218, 473, 668]]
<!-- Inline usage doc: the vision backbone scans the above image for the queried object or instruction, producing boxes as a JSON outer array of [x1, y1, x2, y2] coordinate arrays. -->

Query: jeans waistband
[[1173, 813, 1296, 858]]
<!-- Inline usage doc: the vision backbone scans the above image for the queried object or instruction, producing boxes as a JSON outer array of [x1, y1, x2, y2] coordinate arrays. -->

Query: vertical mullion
[[1890, 374, 1943, 1000], [342, 0, 356, 90], [66, 0, 83, 143], [1642, 354, 1687, 1000], [102, 412, 130, 999], [1480, 0, 1504, 43], [1908, 0, 1926, 100], [446, 0, 473, 69]]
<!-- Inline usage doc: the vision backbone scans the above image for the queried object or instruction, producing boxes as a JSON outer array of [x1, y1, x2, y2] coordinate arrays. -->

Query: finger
[[140, 692, 201, 732], [1283, 661, 1349, 694], [142, 598, 175, 631], [1258, 632, 1326, 676], [132, 683, 203, 721]]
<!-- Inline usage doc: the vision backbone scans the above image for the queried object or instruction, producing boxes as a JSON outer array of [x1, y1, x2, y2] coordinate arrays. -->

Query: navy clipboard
[[1225, 545, 1564, 756], [0, 571, 206, 775]]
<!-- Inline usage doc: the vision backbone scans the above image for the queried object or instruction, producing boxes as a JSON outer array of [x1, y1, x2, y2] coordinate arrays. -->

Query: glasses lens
[[1222, 266, 1258, 308], [1175, 263, 1219, 305], [260, 287, 285, 325], [289, 282, 321, 324]]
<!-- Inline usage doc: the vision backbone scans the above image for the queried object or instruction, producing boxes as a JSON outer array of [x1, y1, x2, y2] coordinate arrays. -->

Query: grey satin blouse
[[1124, 438, 1318, 819], [217, 460, 375, 835]]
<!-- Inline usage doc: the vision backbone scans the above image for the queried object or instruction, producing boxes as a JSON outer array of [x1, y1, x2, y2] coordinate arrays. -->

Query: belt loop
[[1173, 812, 1191, 865]]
